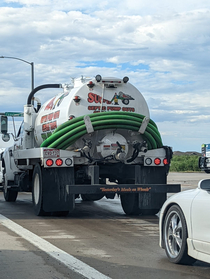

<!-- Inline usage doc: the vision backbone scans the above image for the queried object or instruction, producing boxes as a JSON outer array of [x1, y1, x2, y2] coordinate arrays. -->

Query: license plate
[[43, 149, 60, 158]]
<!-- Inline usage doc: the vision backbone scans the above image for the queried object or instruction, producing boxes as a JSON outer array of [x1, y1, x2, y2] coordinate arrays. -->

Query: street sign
[[5, 112, 24, 117]]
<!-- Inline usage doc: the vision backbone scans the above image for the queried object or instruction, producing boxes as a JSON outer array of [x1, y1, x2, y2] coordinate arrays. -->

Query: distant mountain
[[173, 151, 201, 156]]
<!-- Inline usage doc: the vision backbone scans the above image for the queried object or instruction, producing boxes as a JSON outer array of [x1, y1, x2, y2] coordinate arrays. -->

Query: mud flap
[[42, 168, 75, 213], [138, 166, 167, 211]]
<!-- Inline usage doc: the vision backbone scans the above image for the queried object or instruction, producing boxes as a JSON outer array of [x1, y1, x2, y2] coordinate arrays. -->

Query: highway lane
[[0, 172, 210, 279]]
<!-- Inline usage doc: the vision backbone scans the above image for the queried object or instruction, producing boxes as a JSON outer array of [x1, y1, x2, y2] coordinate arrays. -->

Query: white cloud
[[0, 0, 210, 151]]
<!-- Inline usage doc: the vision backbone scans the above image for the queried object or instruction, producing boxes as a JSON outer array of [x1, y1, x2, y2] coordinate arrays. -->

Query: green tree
[[170, 155, 200, 172]]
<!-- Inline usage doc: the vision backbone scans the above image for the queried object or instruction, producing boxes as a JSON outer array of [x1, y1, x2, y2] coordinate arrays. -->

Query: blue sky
[[1, 0, 210, 151]]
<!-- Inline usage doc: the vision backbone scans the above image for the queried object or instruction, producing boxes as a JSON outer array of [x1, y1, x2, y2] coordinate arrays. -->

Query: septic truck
[[0, 75, 180, 216]]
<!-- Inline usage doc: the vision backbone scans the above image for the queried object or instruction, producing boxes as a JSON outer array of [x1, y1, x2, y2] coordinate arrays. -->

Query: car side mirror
[[198, 179, 210, 191]]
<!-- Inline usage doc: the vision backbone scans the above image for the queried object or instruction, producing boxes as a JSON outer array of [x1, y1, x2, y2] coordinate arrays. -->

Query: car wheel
[[163, 205, 196, 265]]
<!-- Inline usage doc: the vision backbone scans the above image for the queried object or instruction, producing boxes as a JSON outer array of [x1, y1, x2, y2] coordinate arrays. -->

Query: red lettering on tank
[[88, 93, 95, 103], [107, 106, 121, 111], [45, 97, 56, 110], [50, 121, 57, 130], [53, 110, 60, 119], [47, 113, 54, 121], [122, 107, 135, 112], [41, 115, 47, 123], [88, 93, 111, 105], [42, 123, 50, 132]]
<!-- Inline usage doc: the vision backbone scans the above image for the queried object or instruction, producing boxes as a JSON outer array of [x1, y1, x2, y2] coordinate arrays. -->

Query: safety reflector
[[55, 158, 63, 166], [154, 158, 161, 165], [65, 158, 72, 166], [145, 157, 152, 165], [46, 159, 53, 167], [163, 158, 168, 165]]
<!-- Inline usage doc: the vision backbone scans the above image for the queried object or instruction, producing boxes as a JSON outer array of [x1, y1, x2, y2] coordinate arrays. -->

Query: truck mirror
[[2, 133, 10, 142], [1, 116, 8, 134]]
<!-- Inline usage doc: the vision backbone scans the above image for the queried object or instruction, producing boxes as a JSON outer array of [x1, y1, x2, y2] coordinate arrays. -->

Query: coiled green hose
[[40, 111, 163, 150]]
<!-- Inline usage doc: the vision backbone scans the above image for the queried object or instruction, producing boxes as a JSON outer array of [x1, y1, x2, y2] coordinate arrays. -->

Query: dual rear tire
[[32, 164, 70, 217], [120, 193, 160, 216], [32, 164, 45, 216]]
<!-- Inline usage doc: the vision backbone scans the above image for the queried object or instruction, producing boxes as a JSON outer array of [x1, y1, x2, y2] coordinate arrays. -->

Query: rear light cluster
[[145, 157, 169, 166], [45, 158, 72, 167]]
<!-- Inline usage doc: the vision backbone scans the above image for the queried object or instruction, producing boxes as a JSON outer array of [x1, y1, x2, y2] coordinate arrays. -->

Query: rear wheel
[[120, 193, 141, 215], [163, 205, 196, 265], [81, 194, 104, 201], [32, 164, 45, 216]]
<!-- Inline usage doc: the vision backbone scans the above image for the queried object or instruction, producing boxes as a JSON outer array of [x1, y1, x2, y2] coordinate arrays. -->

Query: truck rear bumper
[[68, 184, 181, 195]]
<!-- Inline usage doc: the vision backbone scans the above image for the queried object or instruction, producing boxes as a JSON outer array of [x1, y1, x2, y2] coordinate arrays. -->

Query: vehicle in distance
[[199, 143, 210, 173], [159, 179, 210, 265]]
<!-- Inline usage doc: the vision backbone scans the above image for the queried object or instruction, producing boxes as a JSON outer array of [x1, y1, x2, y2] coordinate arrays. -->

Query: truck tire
[[81, 194, 104, 201], [3, 167, 18, 202], [32, 164, 45, 216], [120, 193, 141, 215], [4, 188, 18, 202]]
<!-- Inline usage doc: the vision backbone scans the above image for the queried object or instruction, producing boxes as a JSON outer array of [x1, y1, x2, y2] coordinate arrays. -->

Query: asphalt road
[[0, 172, 210, 279]]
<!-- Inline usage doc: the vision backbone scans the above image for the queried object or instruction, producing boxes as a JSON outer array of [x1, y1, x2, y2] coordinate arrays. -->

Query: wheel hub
[[165, 211, 183, 258]]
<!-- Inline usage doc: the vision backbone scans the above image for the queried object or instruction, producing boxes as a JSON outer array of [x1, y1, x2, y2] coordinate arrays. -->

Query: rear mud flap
[[42, 168, 75, 212]]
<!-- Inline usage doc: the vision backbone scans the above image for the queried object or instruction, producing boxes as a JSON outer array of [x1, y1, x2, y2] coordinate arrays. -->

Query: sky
[[0, 0, 210, 152]]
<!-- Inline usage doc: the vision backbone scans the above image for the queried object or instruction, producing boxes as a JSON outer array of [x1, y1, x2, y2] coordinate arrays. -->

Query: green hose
[[40, 112, 163, 150]]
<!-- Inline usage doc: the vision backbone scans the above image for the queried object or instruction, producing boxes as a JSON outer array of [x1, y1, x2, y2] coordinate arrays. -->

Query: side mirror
[[2, 133, 10, 142], [198, 179, 210, 191], [1, 115, 8, 134]]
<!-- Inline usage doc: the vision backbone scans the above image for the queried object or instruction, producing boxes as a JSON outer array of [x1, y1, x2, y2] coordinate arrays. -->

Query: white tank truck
[[0, 75, 180, 216]]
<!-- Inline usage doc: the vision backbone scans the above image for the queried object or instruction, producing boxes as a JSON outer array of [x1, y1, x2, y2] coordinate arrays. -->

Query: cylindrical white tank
[[34, 77, 150, 146]]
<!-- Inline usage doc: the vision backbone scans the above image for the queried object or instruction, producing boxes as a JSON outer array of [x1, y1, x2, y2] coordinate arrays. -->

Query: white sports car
[[159, 179, 210, 265]]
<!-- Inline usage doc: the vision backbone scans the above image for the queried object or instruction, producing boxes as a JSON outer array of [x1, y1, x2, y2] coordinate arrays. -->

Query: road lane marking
[[0, 214, 111, 279]]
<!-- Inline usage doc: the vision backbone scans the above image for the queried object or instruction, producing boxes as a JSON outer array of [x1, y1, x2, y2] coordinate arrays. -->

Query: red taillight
[[163, 158, 168, 165], [55, 158, 63, 166], [154, 158, 161, 165], [46, 159, 53, 166]]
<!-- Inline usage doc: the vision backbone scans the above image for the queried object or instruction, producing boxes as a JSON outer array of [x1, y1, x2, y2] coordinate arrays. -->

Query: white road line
[[0, 214, 111, 279]]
